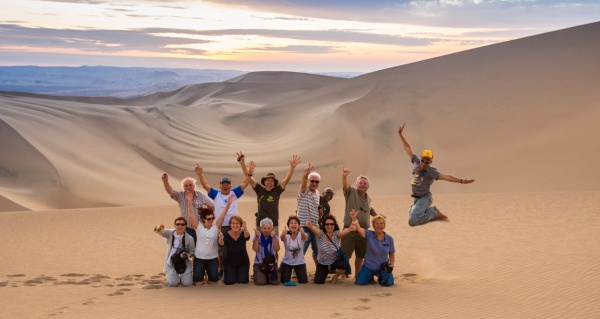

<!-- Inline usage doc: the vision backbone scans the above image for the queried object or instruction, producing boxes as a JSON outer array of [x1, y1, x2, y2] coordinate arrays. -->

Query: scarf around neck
[[260, 234, 272, 257]]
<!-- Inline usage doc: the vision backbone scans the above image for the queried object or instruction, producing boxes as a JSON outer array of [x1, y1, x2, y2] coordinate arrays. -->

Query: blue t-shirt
[[363, 230, 395, 271], [410, 154, 440, 197]]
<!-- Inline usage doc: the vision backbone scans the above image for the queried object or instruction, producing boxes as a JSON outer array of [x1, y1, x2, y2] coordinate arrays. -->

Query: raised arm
[[194, 163, 211, 193], [252, 229, 261, 252], [398, 123, 415, 160], [240, 160, 255, 190], [300, 163, 313, 193], [350, 209, 365, 238], [438, 173, 476, 184], [238, 151, 257, 189], [161, 173, 174, 196], [338, 223, 357, 238], [279, 155, 301, 190], [187, 192, 199, 229], [271, 229, 280, 253], [342, 167, 351, 192], [216, 193, 236, 229], [305, 219, 321, 238]]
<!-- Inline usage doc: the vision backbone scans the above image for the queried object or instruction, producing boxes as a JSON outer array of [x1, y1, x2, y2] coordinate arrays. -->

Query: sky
[[0, 0, 598, 73]]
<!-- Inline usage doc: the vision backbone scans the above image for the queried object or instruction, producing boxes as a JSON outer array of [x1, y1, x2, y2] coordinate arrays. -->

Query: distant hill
[[0, 66, 247, 98], [0, 66, 361, 98]]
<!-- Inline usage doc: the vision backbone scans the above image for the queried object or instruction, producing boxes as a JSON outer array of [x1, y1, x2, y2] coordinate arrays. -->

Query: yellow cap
[[421, 150, 433, 159]]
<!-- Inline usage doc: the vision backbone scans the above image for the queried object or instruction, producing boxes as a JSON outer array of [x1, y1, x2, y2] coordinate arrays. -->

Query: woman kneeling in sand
[[218, 215, 251, 285], [252, 217, 281, 285], [280, 215, 309, 285], [187, 193, 235, 285], [352, 213, 395, 287], [305, 214, 355, 284], [154, 217, 196, 287]]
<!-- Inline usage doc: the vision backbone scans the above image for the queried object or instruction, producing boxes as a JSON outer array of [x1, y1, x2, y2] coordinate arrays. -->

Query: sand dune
[[1, 23, 599, 212]]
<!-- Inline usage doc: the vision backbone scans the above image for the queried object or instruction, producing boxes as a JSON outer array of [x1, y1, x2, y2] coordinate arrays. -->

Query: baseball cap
[[421, 149, 433, 159], [220, 177, 231, 184]]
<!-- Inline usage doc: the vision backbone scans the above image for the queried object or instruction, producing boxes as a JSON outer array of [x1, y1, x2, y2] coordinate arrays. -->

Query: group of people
[[154, 124, 475, 288]]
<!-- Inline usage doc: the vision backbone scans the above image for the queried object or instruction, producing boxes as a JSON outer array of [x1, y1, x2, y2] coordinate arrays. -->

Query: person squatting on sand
[[341, 167, 379, 277], [351, 213, 396, 287], [296, 163, 321, 267], [280, 216, 309, 285], [397, 123, 476, 226], [239, 153, 301, 229], [305, 214, 356, 284], [154, 217, 196, 287], [187, 193, 235, 285], [195, 156, 254, 279], [161, 173, 214, 243], [252, 218, 281, 285], [218, 215, 251, 285]]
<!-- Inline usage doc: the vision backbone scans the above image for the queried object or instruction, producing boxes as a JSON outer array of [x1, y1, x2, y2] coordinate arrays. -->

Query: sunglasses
[[205, 217, 215, 221], [175, 223, 186, 226], [324, 223, 335, 226], [184, 184, 194, 187], [309, 180, 320, 184], [420, 159, 431, 164]]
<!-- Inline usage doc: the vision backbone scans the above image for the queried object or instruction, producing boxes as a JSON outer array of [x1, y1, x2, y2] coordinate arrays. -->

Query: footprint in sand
[[372, 292, 393, 298], [352, 306, 371, 311], [358, 298, 370, 303], [142, 284, 163, 290]]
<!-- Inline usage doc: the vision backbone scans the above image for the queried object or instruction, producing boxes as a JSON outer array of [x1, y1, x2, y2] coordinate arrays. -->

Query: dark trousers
[[223, 263, 249, 285], [280, 262, 308, 283], [314, 259, 348, 284]]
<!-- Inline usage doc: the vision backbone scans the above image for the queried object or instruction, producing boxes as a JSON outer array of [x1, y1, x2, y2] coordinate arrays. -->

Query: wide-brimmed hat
[[260, 173, 279, 187]]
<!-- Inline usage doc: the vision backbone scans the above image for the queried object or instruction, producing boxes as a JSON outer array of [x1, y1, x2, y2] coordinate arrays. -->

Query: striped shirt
[[171, 190, 214, 226], [296, 188, 320, 226], [317, 231, 340, 266]]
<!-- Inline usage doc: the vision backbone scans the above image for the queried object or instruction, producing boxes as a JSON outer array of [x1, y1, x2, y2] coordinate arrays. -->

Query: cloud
[[204, 0, 600, 28], [0, 24, 436, 57], [0, 24, 210, 54]]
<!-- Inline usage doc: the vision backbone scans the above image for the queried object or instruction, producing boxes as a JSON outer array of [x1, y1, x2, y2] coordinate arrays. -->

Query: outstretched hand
[[462, 179, 476, 184], [289, 155, 301, 168], [342, 167, 351, 178], [236, 151, 245, 163], [398, 123, 406, 136], [161, 173, 168, 183], [194, 163, 203, 175]]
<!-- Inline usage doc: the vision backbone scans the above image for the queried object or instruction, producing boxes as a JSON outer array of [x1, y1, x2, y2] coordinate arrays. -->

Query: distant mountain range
[[0, 66, 362, 98]]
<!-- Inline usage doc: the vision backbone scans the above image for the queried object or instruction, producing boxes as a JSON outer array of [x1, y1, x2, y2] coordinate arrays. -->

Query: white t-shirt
[[194, 225, 219, 259], [209, 186, 243, 226], [281, 233, 306, 266]]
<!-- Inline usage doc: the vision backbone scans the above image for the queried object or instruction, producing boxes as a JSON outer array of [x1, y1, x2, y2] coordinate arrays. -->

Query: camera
[[381, 262, 394, 273], [287, 230, 293, 234], [179, 251, 188, 259]]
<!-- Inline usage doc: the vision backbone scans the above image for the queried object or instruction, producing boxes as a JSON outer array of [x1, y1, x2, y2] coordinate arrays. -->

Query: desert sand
[[1, 22, 600, 318], [1, 193, 599, 318]]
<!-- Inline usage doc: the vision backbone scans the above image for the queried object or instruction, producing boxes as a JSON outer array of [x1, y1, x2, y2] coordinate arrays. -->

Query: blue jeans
[[408, 195, 439, 226], [193, 257, 219, 283], [185, 227, 197, 244], [355, 266, 394, 287], [302, 226, 318, 258]]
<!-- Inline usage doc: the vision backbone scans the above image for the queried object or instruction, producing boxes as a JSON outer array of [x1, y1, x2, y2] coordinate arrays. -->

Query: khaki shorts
[[340, 231, 366, 259]]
